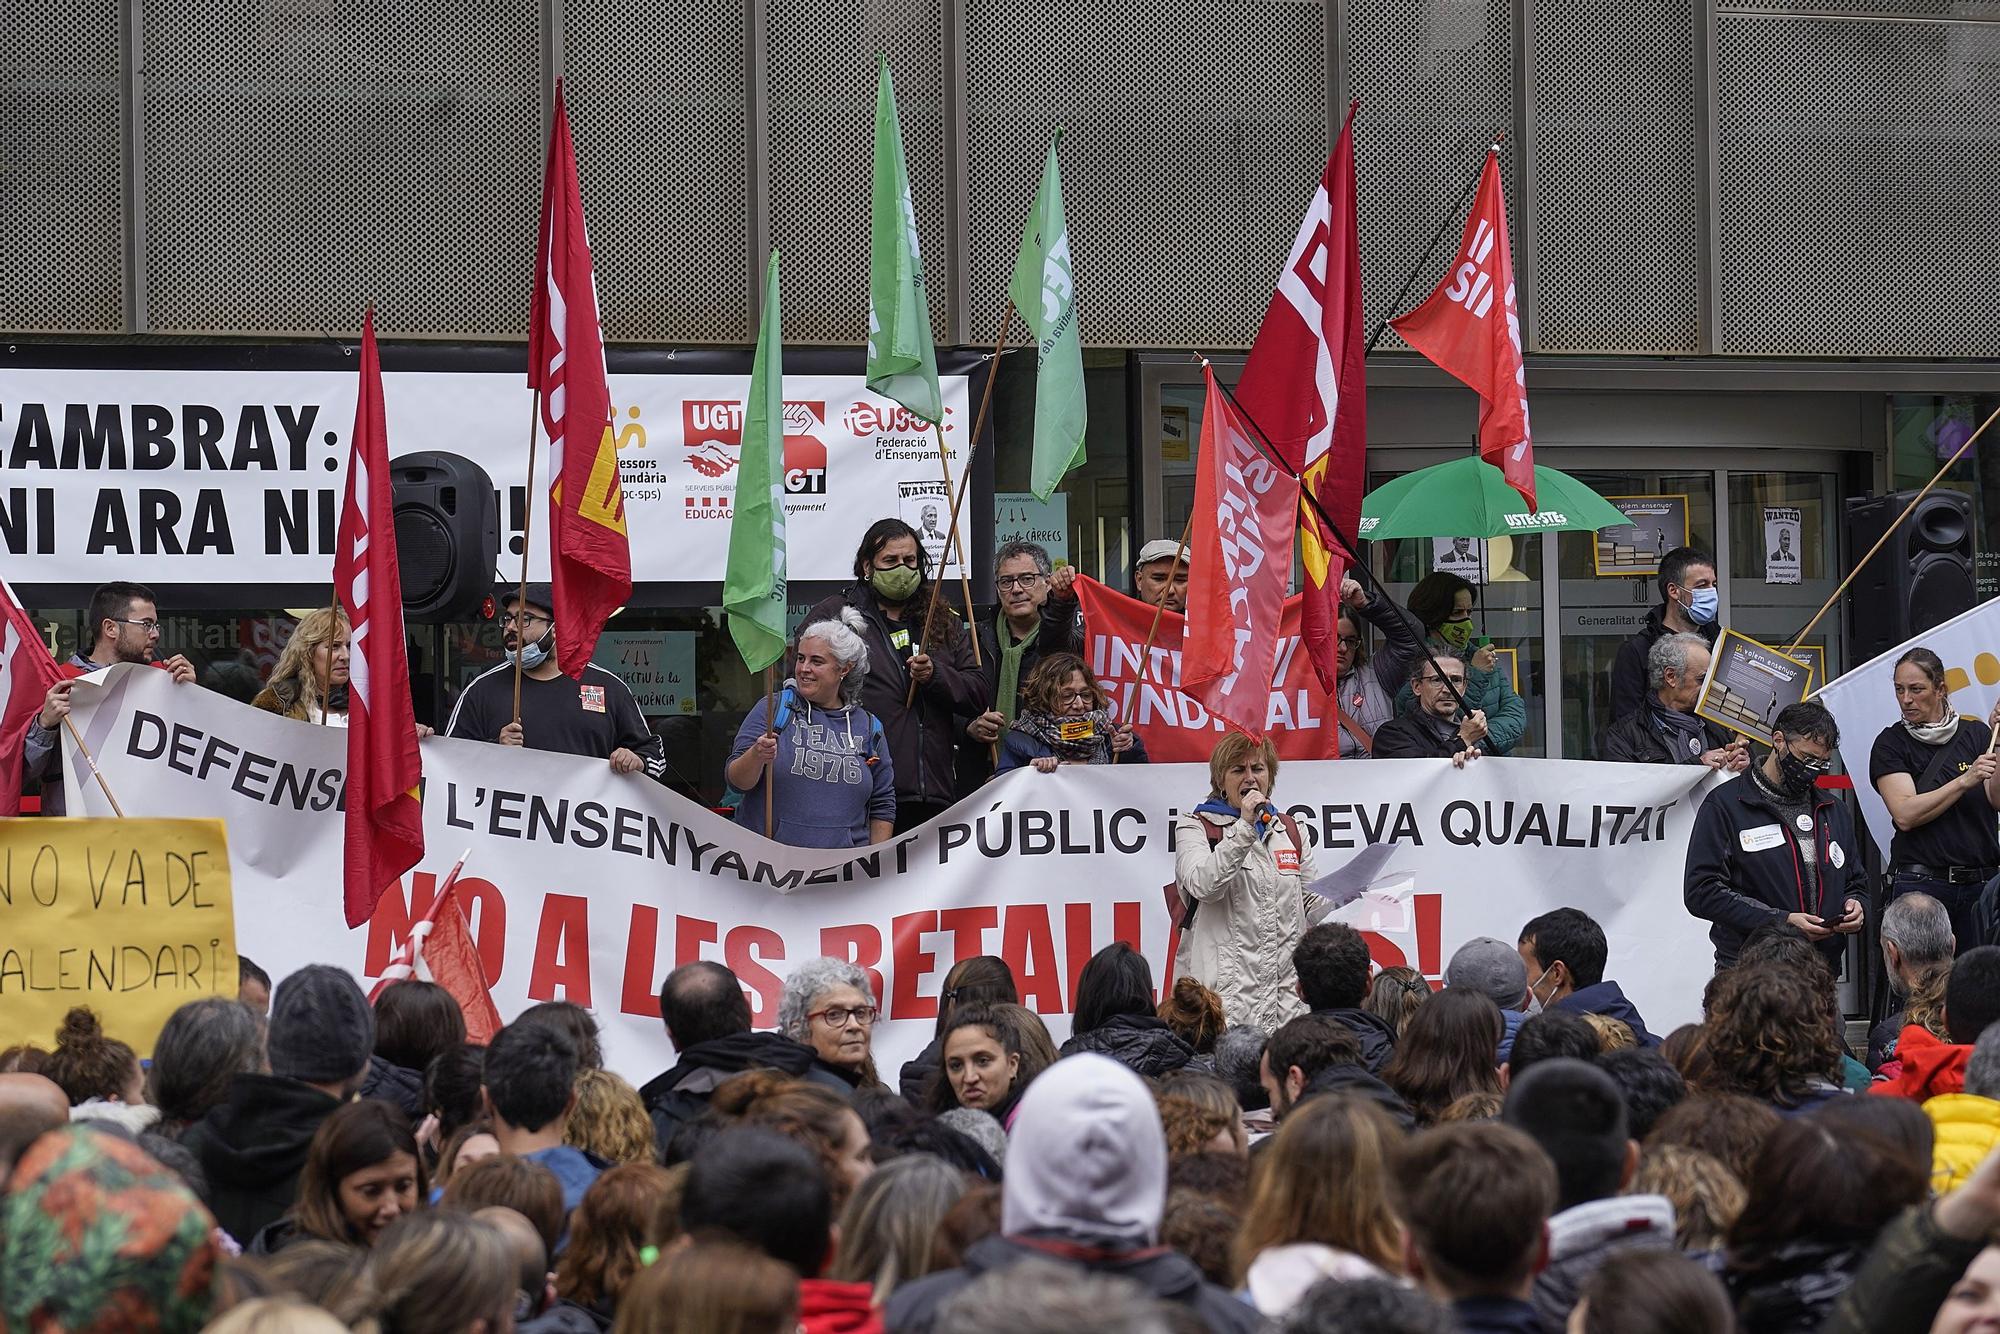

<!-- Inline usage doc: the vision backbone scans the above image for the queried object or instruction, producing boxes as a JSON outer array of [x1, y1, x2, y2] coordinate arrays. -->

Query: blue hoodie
[[1551, 981, 1661, 1047], [730, 684, 896, 847]]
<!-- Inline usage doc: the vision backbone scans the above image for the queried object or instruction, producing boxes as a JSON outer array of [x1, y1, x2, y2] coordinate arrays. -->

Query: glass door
[[1725, 470, 1843, 693]]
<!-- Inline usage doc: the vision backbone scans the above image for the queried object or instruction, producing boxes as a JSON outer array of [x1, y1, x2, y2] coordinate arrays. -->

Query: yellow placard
[[0, 818, 237, 1057], [1057, 718, 1097, 742]]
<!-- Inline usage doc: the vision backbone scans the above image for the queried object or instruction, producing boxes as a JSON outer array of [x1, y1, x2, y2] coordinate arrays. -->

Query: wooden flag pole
[[763, 665, 777, 839], [930, 420, 983, 665], [1782, 400, 2000, 657], [1135, 508, 1197, 688], [512, 388, 542, 726], [63, 716, 124, 817], [907, 304, 1016, 705]]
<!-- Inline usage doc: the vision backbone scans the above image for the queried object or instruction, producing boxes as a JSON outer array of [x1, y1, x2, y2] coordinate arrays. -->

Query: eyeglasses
[[109, 617, 159, 633], [1787, 750, 1833, 772], [501, 613, 549, 629], [808, 1005, 879, 1029], [1337, 635, 1361, 649], [1420, 674, 1468, 687], [1059, 688, 1097, 703], [995, 573, 1047, 591]]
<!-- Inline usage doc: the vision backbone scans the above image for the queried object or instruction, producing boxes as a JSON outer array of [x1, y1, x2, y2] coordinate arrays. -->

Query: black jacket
[[1725, 1239, 1869, 1334], [640, 1031, 848, 1158], [956, 597, 1085, 789], [885, 1233, 1261, 1334], [1057, 1014, 1197, 1078], [360, 1056, 426, 1120], [1297, 1061, 1417, 1131], [899, 1037, 942, 1104], [1684, 769, 1867, 970], [180, 1074, 343, 1244], [1610, 608, 1719, 721], [1371, 708, 1472, 760], [1310, 1006, 1399, 1074], [805, 583, 989, 810], [1597, 705, 1732, 765]]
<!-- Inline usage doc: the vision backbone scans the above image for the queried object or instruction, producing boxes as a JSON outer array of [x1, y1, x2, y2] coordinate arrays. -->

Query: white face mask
[[507, 627, 553, 670], [1524, 963, 1554, 1016]]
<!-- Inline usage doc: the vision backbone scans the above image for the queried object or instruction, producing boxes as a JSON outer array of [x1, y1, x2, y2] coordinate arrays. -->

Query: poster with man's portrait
[[898, 480, 958, 575], [1594, 496, 1689, 577], [1694, 629, 1814, 746], [1431, 536, 1486, 584], [1764, 506, 1802, 585]]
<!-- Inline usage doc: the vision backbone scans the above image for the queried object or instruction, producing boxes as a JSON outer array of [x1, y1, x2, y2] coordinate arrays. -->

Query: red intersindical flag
[[335, 311, 425, 928], [1390, 150, 1536, 510], [530, 81, 632, 676], [369, 853, 503, 1043], [1182, 366, 1301, 740], [0, 579, 63, 817]]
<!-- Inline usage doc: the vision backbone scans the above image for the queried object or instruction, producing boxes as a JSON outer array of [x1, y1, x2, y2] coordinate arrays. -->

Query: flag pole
[[1782, 400, 2000, 656], [1364, 138, 1502, 357], [931, 420, 983, 664], [512, 387, 542, 726], [908, 304, 1015, 706], [763, 665, 776, 839], [61, 716, 123, 817], [1136, 509, 1196, 688]]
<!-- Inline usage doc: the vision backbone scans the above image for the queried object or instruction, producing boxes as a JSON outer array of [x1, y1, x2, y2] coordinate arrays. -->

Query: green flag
[[866, 58, 942, 424], [1009, 133, 1087, 499], [725, 252, 789, 672]]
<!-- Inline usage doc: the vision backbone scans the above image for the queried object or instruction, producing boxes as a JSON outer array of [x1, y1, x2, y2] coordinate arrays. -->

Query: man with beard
[[445, 583, 663, 776], [1596, 632, 1747, 771]]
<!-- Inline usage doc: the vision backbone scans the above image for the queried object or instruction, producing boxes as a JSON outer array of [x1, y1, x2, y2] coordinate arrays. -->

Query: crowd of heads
[[13, 893, 2000, 1333]]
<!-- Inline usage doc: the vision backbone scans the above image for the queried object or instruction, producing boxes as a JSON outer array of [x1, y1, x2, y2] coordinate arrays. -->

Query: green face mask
[[1436, 619, 1477, 652], [871, 566, 922, 603]]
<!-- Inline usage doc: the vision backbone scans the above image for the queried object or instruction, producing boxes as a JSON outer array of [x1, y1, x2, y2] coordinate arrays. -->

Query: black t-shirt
[[445, 662, 661, 767], [1870, 719, 2000, 869]]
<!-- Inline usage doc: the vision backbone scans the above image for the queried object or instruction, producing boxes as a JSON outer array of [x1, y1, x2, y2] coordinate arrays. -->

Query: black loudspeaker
[[392, 452, 499, 622], [1843, 488, 1977, 665]]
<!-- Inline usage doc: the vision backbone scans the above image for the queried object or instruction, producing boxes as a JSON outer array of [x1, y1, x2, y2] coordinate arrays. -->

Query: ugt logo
[[680, 400, 827, 494]]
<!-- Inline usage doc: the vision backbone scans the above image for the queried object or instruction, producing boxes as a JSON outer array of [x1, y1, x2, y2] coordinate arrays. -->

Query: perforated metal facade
[[764, 0, 949, 346], [2, 1, 126, 333], [139, 0, 544, 337], [1526, 0, 1701, 354], [1713, 12, 2000, 357], [565, 0, 753, 344], [1345, 0, 1518, 356], [962, 0, 1331, 350]]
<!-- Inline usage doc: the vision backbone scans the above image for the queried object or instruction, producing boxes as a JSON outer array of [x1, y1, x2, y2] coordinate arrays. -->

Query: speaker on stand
[[392, 452, 499, 622], [1842, 488, 1977, 667]]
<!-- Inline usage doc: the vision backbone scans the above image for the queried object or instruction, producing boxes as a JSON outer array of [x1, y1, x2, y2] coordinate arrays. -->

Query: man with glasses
[[1684, 700, 1867, 971], [445, 583, 664, 778], [960, 541, 1083, 784], [22, 580, 198, 814], [1370, 657, 1488, 767]]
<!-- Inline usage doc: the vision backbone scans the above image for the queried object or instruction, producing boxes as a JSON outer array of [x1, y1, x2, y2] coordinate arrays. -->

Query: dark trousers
[[1889, 873, 1986, 954], [893, 800, 950, 835]]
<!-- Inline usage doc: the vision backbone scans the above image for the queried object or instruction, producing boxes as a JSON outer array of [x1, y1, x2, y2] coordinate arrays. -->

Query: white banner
[[0, 369, 971, 584], [59, 665, 1720, 1076], [1817, 597, 2000, 860]]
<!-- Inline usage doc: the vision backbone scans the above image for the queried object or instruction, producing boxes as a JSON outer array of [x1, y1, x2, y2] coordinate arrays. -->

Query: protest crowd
[[14, 520, 2000, 1334]]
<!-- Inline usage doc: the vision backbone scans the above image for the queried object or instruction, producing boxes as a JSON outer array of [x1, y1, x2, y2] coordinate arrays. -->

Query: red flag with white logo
[[1390, 150, 1535, 509], [1183, 366, 1301, 740], [0, 579, 63, 817], [369, 852, 503, 1043], [530, 81, 632, 676], [1235, 104, 1367, 693], [336, 311, 425, 928]]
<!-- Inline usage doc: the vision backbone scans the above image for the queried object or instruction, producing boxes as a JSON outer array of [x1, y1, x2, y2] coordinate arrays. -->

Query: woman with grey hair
[[726, 606, 897, 847], [147, 996, 267, 1138], [779, 956, 884, 1091]]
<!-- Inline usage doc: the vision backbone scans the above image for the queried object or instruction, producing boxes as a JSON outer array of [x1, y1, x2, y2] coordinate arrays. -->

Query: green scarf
[[997, 616, 1040, 722]]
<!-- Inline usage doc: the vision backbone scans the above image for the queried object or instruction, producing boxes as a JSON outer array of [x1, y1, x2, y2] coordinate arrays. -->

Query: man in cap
[[1130, 539, 1191, 614], [1447, 936, 1533, 1065], [445, 584, 664, 775]]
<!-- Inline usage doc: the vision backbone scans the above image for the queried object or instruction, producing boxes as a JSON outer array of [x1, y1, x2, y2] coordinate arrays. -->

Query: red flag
[[1183, 367, 1301, 740], [336, 312, 426, 929], [1390, 150, 1535, 509], [530, 81, 631, 677], [0, 580, 63, 817], [369, 853, 503, 1043], [1235, 104, 1367, 694]]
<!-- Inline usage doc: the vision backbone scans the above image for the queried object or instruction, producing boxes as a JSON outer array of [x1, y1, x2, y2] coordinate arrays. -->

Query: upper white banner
[[0, 369, 971, 585], [58, 665, 1723, 1076]]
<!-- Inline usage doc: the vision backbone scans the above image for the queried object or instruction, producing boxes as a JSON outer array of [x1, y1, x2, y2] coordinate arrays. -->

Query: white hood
[[1000, 1053, 1166, 1245]]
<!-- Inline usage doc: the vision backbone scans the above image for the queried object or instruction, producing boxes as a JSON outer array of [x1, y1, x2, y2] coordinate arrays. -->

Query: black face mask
[[1776, 747, 1827, 799]]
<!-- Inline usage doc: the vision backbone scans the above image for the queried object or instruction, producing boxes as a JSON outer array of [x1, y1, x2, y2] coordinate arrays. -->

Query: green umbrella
[[1357, 456, 1630, 540]]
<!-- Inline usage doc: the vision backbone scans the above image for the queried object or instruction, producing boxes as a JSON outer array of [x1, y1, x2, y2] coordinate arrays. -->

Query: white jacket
[[1173, 809, 1315, 1032]]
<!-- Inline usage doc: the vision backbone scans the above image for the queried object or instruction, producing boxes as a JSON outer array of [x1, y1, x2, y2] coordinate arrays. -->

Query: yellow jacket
[[1925, 1092, 2000, 1193]]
